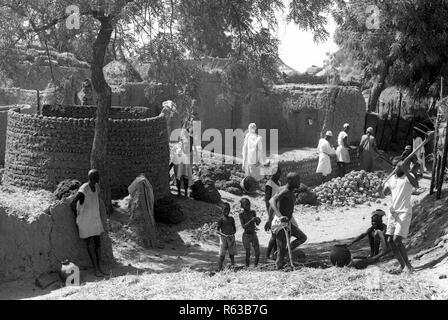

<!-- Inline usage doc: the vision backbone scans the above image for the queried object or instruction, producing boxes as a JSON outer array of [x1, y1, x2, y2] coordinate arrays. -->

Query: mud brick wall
[[41, 104, 153, 119], [197, 148, 360, 188], [0, 200, 113, 283], [0, 104, 36, 166], [279, 149, 361, 187], [3, 107, 169, 199]]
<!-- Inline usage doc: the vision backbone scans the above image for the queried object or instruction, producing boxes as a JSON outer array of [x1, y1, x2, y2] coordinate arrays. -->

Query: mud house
[[242, 84, 366, 149], [158, 58, 366, 154]]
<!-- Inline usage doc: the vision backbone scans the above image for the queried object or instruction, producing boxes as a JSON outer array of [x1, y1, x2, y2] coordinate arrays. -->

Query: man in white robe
[[316, 131, 336, 183], [242, 123, 265, 181]]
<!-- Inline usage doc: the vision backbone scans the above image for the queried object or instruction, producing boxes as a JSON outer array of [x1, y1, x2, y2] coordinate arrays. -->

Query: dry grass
[[41, 267, 442, 300], [0, 185, 54, 221]]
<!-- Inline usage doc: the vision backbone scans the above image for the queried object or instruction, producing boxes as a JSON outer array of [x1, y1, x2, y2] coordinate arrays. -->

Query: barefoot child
[[239, 198, 261, 267], [217, 203, 237, 271]]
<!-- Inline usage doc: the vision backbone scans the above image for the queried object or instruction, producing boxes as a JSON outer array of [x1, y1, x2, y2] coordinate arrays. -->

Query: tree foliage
[[0, 0, 336, 208], [334, 0, 448, 109]]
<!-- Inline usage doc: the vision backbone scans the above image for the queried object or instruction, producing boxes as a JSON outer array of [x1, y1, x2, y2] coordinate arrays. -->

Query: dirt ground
[[0, 176, 447, 300]]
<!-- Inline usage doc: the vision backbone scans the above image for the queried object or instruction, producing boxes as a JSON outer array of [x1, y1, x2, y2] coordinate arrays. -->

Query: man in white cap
[[359, 127, 378, 172], [336, 123, 351, 177], [316, 131, 336, 183]]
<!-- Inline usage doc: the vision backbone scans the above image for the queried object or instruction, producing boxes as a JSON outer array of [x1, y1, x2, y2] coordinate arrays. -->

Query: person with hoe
[[382, 160, 419, 274], [268, 172, 308, 270]]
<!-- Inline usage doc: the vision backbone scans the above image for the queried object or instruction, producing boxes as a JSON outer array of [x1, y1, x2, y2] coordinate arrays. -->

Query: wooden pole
[[430, 77, 443, 195], [437, 121, 448, 199], [394, 92, 402, 143], [383, 131, 434, 184], [430, 114, 440, 195], [36, 90, 40, 115]]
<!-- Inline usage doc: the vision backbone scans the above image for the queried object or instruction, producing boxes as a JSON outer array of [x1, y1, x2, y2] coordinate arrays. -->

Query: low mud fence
[[0, 200, 113, 283], [198, 148, 361, 188]]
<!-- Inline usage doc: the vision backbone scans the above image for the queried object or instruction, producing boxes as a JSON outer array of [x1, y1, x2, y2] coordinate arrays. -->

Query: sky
[[275, 13, 339, 73]]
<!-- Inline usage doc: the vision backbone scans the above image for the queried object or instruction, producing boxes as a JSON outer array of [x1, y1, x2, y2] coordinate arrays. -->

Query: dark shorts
[[242, 232, 259, 250], [219, 235, 237, 256]]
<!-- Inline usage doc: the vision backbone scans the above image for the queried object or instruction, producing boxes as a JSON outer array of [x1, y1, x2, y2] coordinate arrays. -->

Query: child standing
[[239, 198, 261, 267], [216, 203, 237, 271]]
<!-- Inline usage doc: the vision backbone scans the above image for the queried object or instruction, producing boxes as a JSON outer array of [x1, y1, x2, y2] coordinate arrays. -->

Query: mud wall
[[279, 149, 361, 187], [0, 105, 36, 166], [3, 106, 169, 199], [198, 148, 361, 188], [0, 200, 113, 283], [250, 85, 366, 149], [187, 83, 366, 154], [365, 113, 419, 153], [0, 87, 54, 107]]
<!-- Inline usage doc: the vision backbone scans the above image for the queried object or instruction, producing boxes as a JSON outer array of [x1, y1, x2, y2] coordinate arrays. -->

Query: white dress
[[316, 138, 336, 176], [242, 133, 265, 181], [76, 183, 105, 239]]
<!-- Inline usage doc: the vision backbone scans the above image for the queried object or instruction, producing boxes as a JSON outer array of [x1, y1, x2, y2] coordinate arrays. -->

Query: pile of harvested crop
[[197, 163, 247, 196], [191, 222, 218, 242], [190, 179, 222, 204], [54, 179, 82, 200], [215, 178, 244, 196], [295, 184, 318, 206], [199, 165, 231, 181], [313, 170, 386, 207]]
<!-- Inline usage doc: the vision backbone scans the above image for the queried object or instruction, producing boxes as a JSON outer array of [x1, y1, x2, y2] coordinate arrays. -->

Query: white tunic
[[76, 183, 105, 239], [316, 138, 336, 176], [336, 131, 350, 163], [242, 133, 265, 181]]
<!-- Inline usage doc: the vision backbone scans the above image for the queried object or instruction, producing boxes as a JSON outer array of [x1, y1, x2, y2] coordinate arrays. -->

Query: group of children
[[216, 170, 307, 271], [217, 158, 418, 274], [216, 198, 261, 271]]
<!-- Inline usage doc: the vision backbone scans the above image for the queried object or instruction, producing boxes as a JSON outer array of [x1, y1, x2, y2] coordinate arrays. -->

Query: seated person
[[347, 209, 390, 262]]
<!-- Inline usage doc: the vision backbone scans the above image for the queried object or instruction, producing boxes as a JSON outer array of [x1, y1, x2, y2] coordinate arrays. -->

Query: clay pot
[[330, 245, 351, 267]]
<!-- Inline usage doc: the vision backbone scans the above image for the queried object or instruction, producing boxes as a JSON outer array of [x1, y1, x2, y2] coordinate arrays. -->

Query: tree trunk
[[90, 17, 114, 214], [430, 113, 441, 195], [368, 61, 391, 113], [437, 122, 448, 199]]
